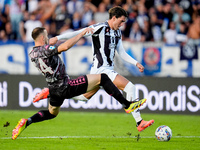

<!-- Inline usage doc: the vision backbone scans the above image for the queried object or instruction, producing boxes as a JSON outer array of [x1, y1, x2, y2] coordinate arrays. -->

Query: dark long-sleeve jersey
[[29, 45, 69, 89]]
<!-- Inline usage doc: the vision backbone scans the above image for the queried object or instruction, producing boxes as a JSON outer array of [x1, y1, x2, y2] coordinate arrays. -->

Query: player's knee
[[49, 106, 60, 117]]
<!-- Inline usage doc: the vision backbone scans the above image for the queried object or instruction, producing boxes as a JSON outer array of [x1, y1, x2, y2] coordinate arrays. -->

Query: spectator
[[136, 3, 149, 29], [176, 22, 188, 45], [163, 21, 177, 45], [0, 29, 7, 42], [27, 0, 39, 13], [81, 2, 97, 28], [122, 0, 138, 38], [5, 21, 16, 40], [144, 0, 154, 10], [102, 0, 112, 11], [112, 0, 123, 7], [150, 13, 162, 42], [173, 4, 191, 31], [71, 12, 82, 30], [0, 0, 10, 31], [19, 11, 29, 42], [187, 15, 200, 46], [9, 0, 23, 40], [36, 0, 58, 26], [128, 21, 143, 42], [59, 19, 73, 35], [87, 0, 101, 8], [66, 0, 84, 16], [161, 2, 173, 32], [176, 0, 193, 16], [141, 20, 153, 42], [122, 0, 136, 14], [52, 0, 71, 34], [192, 0, 200, 21], [94, 2, 109, 23], [20, 12, 42, 42], [155, 2, 164, 27]]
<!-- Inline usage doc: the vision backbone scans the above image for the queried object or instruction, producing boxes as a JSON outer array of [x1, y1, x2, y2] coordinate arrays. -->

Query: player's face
[[112, 16, 126, 30]]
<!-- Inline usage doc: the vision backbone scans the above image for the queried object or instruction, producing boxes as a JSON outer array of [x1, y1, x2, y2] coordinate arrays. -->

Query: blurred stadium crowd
[[0, 0, 200, 45]]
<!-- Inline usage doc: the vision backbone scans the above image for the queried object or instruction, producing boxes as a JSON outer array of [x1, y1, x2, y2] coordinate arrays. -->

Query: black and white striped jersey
[[89, 21, 122, 69]]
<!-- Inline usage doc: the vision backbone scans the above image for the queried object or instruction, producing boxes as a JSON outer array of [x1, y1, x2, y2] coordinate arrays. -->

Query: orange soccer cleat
[[12, 118, 28, 140], [33, 88, 49, 103], [137, 119, 154, 132]]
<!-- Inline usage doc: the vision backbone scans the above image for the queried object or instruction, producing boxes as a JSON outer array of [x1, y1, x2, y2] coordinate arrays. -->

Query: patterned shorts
[[49, 75, 88, 106]]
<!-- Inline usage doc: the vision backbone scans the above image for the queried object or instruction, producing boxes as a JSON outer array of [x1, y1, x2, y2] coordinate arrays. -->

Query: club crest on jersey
[[49, 46, 55, 50], [106, 27, 110, 33]]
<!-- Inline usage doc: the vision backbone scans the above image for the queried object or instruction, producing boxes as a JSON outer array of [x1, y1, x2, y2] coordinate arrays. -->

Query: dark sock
[[136, 119, 143, 127], [100, 73, 131, 108], [26, 110, 56, 127]]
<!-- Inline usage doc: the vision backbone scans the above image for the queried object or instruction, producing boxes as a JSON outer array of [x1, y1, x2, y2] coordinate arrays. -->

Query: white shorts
[[90, 66, 118, 82]]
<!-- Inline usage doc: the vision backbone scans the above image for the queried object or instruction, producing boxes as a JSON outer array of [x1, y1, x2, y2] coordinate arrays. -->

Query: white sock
[[72, 94, 89, 101], [124, 82, 142, 123]]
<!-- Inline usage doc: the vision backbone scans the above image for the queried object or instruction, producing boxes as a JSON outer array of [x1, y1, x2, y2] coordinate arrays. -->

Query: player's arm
[[49, 26, 94, 45], [116, 39, 144, 73], [49, 23, 105, 45], [57, 28, 94, 53]]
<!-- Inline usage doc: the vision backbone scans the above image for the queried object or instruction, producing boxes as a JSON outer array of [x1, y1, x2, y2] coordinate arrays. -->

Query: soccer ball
[[155, 125, 172, 141]]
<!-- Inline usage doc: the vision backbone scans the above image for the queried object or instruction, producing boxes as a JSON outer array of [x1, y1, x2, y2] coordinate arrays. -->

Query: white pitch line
[[1, 136, 200, 140]]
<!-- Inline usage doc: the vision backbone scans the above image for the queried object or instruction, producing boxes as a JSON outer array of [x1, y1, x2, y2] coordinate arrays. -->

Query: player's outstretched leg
[[137, 119, 155, 132], [12, 110, 56, 140], [12, 118, 28, 140], [33, 88, 49, 103]]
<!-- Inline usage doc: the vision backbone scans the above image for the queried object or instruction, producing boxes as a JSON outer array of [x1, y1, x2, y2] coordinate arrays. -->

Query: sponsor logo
[[136, 84, 200, 112], [144, 47, 161, 66], [49, 46, 55, 50]]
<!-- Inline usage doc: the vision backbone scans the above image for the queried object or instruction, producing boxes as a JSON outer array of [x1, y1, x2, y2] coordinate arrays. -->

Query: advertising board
[[0, 75, 199, 115]]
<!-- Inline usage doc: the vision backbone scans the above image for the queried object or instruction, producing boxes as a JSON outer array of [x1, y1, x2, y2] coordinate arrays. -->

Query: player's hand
[[82, 27, 94, 36], [136, 62, 144, 73], [49, 37, 58, 45]]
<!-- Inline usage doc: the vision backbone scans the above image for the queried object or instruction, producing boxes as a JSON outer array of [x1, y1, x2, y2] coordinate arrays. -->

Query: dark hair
[[108, 6, 128, 19], [31, 27, 46, 40]]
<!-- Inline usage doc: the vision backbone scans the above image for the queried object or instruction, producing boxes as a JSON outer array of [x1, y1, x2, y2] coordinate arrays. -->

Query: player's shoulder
[[92, 21, 107, 28], [90, 22, 108, 35], [32, 44, 57, 54], [90, 22, 108, 30]]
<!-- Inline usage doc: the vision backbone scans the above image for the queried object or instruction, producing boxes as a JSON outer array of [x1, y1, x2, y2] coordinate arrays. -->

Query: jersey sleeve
[[57, 28, 86, 40], [88, 23, 105, 37], [56, 23, 105, 40], [116, 39, 138, 66]]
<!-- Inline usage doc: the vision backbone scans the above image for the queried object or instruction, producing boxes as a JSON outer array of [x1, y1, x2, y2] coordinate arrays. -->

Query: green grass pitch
[[0, 110, 200, 150]]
